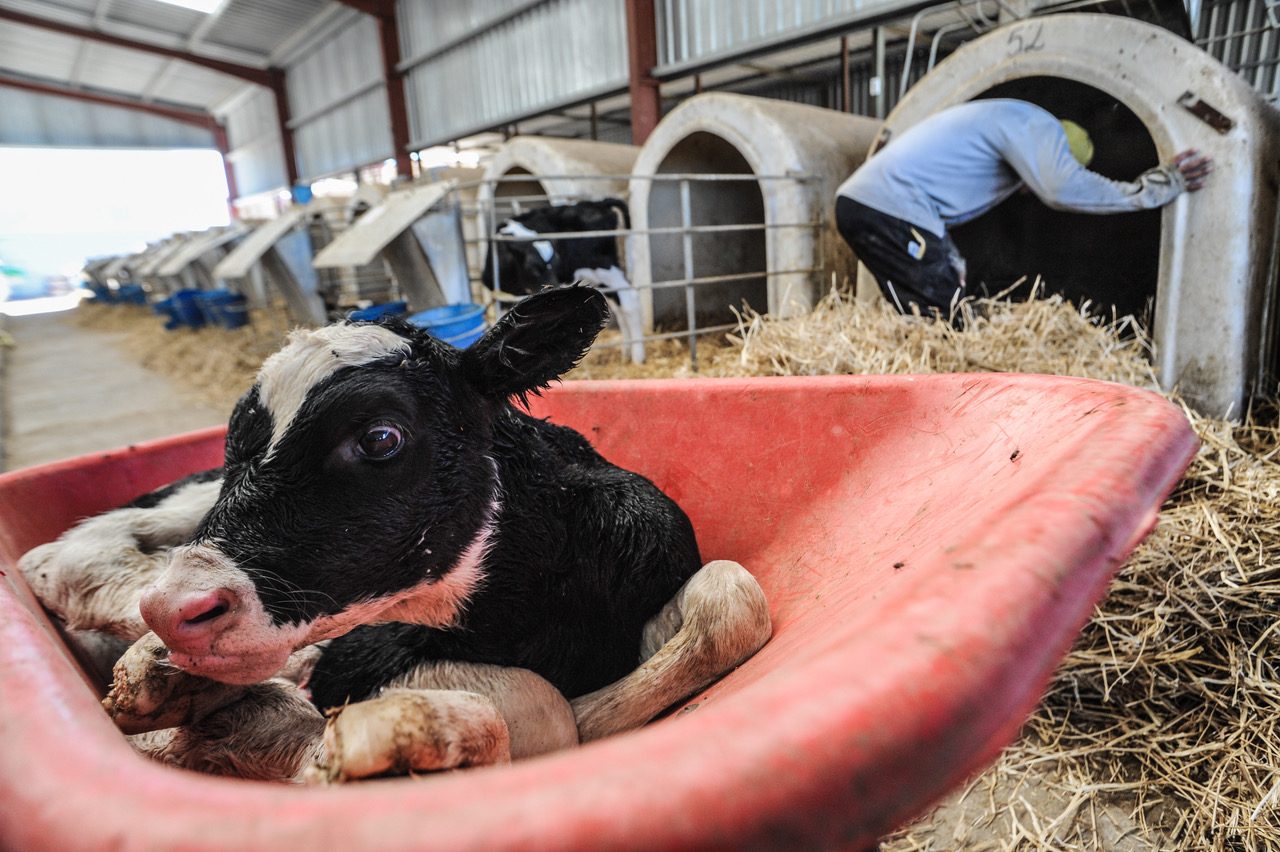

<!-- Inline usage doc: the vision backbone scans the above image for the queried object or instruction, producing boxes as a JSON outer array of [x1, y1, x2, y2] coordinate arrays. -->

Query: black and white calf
[[21, 286, 769, 780], [481, 198, 645, 364]]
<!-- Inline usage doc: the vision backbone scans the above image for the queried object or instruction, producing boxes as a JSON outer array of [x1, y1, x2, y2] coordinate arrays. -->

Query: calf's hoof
[[306, 688, 512, 784]]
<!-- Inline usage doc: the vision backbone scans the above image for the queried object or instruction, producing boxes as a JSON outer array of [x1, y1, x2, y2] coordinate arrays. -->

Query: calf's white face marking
[[256, 323, 412, 456], [144, 322, 505, 684]]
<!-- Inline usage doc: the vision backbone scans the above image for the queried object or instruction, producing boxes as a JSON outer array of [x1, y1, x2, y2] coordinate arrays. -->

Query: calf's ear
[[462, 285, 609, 403]]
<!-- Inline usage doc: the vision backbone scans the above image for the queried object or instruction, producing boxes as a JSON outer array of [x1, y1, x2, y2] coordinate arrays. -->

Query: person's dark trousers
[[835, 195, 966, 324]]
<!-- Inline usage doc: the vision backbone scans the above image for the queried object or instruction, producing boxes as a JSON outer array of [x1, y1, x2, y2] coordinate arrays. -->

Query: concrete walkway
[[2, 309, 226, 471]]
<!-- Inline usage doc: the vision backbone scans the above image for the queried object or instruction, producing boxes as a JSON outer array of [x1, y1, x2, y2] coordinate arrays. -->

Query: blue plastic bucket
[[195, 290, 250, 330], [170, 289, 206, 329], [407, 303, 486, 348], [118, 284, 147, 305], [348, 301, 408, 322]]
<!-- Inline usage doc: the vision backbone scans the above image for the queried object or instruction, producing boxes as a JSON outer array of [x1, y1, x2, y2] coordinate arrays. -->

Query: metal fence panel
[[399, 0, 630, 149], [1197, 0, 1280, 101]]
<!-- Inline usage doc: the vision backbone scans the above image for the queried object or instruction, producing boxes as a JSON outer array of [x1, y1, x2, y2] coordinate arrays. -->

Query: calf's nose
[[140, 586, 240, 652]]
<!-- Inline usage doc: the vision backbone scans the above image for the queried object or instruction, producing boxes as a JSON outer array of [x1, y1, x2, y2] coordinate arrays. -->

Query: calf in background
[[481, 198, 646, 363]]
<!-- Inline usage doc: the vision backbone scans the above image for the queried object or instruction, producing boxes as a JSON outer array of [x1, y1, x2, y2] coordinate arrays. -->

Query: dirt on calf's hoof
[[102, 632, 246, 734], [306, 689, 512, 784]]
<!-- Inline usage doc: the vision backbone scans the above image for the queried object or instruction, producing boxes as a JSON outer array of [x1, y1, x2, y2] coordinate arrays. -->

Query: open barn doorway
[[949, 77, 1162, 324], [647, 131, 768, 330]]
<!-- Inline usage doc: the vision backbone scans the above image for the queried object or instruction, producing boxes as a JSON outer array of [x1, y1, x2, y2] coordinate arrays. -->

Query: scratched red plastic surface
[[0, 374, 1197, 851]]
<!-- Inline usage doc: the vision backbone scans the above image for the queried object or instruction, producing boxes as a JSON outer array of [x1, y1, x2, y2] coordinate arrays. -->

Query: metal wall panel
[[399, 0, 629, 149], [286, 13, 392, 179], [0, 86, 214, 148], [655, 0, 926, 70], [1197, 0, 1280, 102], [222, 87, 289, 196]]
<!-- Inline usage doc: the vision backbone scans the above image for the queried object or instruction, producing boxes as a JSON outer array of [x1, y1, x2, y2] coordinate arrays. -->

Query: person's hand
[[1171, 149, 1213, 191]]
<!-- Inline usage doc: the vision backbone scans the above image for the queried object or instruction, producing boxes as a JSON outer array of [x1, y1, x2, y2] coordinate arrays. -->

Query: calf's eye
[[357, 424, 404, 460]]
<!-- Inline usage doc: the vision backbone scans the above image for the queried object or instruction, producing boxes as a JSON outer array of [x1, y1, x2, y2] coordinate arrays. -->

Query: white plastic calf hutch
[[212, 208, 328, 327], [875, 14, 1280, 418], [627, 93, 881, 334], [477, 136, 639, 216]]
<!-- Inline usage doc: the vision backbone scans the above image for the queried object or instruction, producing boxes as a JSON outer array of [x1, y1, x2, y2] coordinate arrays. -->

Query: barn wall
[[287, 13, 393, 181], [221, 87, 289, 198], [399, 0, 630, 149], [654, 0, 928, 71]]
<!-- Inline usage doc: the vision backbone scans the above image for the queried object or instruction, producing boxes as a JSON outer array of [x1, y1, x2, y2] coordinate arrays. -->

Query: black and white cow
[[482, 198, 645, 364], [21, 286, 769, 780]]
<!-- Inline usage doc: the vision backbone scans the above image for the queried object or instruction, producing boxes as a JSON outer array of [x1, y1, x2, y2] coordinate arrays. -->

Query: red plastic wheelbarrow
[[0, 374, 1196, 851]]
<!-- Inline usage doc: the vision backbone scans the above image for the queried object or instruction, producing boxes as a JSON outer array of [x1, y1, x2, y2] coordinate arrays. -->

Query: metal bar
[[627, 0, 662, 145], [679, 178, 699, 366], [647, 268, 818, 291], [470, 221, 821, 242], [269, 69, 300, 189], [0, 7, 275, 87], [1199, 22, 1280, 43], [212, 122, 239, 205], [873, 26, 887, 119], [0, 72, 215, 129], [840, 35, 851, 111], [591, 322, 741, 350], [461, 172, 819, 184], [374, 1, 412, 179]]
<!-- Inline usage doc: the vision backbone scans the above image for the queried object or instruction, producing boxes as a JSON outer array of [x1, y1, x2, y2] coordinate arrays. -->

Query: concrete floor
[[1, 309, 226, 471]]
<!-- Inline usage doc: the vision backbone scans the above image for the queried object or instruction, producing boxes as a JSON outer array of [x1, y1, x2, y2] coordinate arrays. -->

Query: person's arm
[[1000, 119, 1211, 214]]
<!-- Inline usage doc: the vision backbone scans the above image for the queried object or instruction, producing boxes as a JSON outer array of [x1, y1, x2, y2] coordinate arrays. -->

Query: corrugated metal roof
[[80, 40, 169, 93], [152, 60, 242, 107], [201, 0, 329, 56], [0, 20, 82, 79], [107, 0, 205, 37]]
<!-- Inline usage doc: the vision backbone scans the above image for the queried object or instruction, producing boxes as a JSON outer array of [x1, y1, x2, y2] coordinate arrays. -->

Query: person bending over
[[835, 98, 1213, 321]]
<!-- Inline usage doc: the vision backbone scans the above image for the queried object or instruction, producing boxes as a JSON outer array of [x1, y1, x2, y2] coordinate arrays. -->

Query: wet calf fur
[[139, 286, 703, 707]]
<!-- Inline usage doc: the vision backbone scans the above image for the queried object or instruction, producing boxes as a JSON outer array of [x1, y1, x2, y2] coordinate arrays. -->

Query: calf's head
[[140, 286, 609, 684]]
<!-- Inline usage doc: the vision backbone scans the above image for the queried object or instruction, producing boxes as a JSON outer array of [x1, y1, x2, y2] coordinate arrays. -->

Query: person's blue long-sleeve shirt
[[836, 99, 1185, 237]]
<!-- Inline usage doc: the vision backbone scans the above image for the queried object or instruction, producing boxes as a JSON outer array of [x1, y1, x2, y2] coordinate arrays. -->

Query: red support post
[[269, 68, 301, 189], [624, 0, 661, 145], [211, 122, 239, 215], [335, 0, 412, 181], [375, 6, 413, 180]]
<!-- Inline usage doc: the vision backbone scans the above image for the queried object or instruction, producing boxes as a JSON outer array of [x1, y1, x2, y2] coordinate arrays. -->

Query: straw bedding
[[76, 288, 1280, 850]]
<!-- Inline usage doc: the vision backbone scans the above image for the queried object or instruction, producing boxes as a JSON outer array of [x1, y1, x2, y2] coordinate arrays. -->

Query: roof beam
[[0, 7, 275, 87], [0, 72, 216, 130]]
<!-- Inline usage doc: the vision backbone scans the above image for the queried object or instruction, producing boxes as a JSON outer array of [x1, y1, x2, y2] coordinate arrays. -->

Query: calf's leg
[[308, 661, 579, 783], [571, 559, 772, 742]]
